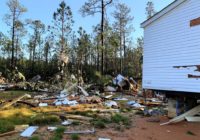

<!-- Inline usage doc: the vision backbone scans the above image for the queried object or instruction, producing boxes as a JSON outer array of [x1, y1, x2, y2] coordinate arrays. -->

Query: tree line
[[0, 0, 155, 81]]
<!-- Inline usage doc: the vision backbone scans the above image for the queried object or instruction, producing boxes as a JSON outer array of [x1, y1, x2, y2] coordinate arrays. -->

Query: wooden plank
[[65, 115, 93, 121], [0, 131, 17, 137], [190, 17, 200, 27], [160, 105, 200, 125], [2, 94, 31, 109], [64, 128, 95, 134], [185, 116, 200, 122]]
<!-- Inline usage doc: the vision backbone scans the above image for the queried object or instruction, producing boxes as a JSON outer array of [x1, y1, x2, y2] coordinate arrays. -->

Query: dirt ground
[[70, 116, 199, 140], [2, 115, 200, 140]]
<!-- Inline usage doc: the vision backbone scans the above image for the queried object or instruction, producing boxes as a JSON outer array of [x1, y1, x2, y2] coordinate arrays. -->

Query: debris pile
[[0, 73, 184, 139]]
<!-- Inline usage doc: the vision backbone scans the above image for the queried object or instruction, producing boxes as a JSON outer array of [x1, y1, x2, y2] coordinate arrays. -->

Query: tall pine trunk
[[11, 9, 16, 70]]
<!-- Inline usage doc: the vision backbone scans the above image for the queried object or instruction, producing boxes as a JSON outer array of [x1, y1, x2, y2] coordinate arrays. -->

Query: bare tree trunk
[[120, 29, 122, 74], [101, 0, 104, 74], [11, 10, 16, 70], [97, 41, 99, 71], [123, 32, 126, 67], [60, 11, 65, 81], [15, 36, 19, 66]]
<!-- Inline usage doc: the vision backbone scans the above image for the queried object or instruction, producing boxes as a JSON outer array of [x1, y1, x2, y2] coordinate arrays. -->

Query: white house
[[141, 0, 200, 93]]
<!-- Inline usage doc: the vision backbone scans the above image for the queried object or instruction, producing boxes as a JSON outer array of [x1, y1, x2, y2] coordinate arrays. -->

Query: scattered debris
[[127, 101, 145, 110], [99, 138, 111, 140], [104, 86, 116, 92], [0, 72, 177, 140], [77, 86, 89, 96], [65, 115, 93, 121], [0, 72, 6, 84], [39, 103, 48, 107], [2, 94, 31, 109], [64, 128, 95, 134], [62, 120, 72, 126], [113, 97, 128, 101], [28, 75, 41, 82], [0, 131, 18, 137], [0, 85, 6, 91], [104, 95, 113, 99], [47, 126, 57, 132], [20, 126, 39, 137], [185, 116, 200, 122], [105, 101, 118, 108], [161, 105, 200, 125], [85, 96, 102, 103]]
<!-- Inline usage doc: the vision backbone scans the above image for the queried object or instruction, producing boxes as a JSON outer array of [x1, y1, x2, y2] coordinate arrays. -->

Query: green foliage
[[0, 120, 15, 134], [29, 115, 60, 125], [111, 114, 129, 125], [51, 126, 66, 140], [0, 90, 31, 100], [72, 110, 97, 118], [94, 71, 112, 86], [29, 136, 40, 140], [71, 134, 80, 140], [187, 131, 196, 136], [91, 117, 110, 129], [6, 113, 31, 125], [71, 121, 80, 126], [92, 119, 106, 129]]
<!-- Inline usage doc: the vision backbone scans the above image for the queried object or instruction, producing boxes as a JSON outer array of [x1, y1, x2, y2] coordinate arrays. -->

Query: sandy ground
[[1, 115, 200, 140]]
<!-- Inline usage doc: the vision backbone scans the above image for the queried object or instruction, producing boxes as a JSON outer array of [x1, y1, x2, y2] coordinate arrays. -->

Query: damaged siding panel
[[143, 0, 200, 93]]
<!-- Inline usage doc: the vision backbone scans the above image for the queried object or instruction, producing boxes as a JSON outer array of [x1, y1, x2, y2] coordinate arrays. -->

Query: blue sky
[[0, 0, 174, 43]]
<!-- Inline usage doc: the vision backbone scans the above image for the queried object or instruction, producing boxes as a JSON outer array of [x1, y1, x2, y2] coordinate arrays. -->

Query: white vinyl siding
[[143, 0, 200, 93]]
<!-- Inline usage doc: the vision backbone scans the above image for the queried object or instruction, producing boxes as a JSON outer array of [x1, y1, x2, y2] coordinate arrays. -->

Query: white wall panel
[[143, 0, 200, 93]]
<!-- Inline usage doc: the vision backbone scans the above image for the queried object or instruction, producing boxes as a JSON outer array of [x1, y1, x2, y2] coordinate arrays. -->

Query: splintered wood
[[161, 105, 200, 125]]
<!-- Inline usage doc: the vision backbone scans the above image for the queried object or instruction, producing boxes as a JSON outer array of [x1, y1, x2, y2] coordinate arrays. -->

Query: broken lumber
[[77, 86, 89, 96], [64, 128, 95, 134], [65, 114, 93, 121], [16, 101, 36, 107], [2, 94, 31, 109], [160, 105, 200, 125], [0, 131, 17, 137], [185, 116, 200, 122], [66, 83, 77, 93]]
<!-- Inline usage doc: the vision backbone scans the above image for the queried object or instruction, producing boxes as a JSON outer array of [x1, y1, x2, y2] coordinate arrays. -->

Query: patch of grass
[[0, 119, 15, 134], [187, 131, 196, 136], [29, 115, 61, 125], [71, 134, 80, 140], [120, 108, 132, 113], [111, 114, 130, 126], [0, 108, 34, 118], [0, 90, 32, 100], [91, 117, 110, 129], [6, 113, 31, 125], [72, 111, 97, 118], [71, 121, 80, 125], [51, 126, 66, 140], [0, 111, 34, 134], [92, 120, 106, 129], [29, 136, 40, 140]]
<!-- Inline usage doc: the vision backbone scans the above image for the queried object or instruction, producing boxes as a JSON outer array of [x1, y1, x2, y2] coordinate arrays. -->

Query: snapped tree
[[51, 1, 74, 80]]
